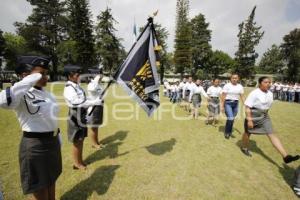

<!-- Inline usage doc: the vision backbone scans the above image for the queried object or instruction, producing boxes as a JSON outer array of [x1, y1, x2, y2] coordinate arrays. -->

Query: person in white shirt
[[183, 76, 195, 112], [240, 76, 299, 164], [87, 69, 104, 149], [0, 56, 62, 200], [189, 79, 209, 119], [282, 83, 289, 101], [63, 65, 102, 170], [221, 74, 245, 139], [178, 78, 186, 106], [288, 83, 296, 102], [295, 83, 300, 103], [206, 78, 222, 125]]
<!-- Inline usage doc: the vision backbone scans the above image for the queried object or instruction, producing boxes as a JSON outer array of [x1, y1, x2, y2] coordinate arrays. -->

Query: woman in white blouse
[[206, 78, 222, 125], [221, 74, 245, 139], [240, 76, 299, 164], [189, 79, 209, 119]]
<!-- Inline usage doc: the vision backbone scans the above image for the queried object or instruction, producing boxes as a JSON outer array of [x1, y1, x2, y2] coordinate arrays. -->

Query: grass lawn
[[0, 83, 299, 200]]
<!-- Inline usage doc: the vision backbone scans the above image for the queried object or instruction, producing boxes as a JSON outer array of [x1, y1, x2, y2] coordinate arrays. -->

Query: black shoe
[[292, 186, 300, 198], [224, 134, 230, 139], [240, 147, 252, 157], [283, 155, 300, 164]]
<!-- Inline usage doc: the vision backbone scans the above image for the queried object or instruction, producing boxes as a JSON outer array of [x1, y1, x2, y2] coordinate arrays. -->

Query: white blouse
[[222, 83, 244, 100], [207, 86, 222, 97], [245, 88, 273, 110]]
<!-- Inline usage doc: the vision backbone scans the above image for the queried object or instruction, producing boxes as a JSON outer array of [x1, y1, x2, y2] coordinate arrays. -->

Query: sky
[[0, 0, 299, 60]]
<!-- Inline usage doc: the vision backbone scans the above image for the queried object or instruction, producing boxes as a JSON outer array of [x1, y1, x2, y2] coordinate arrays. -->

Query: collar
[[67, 80, 78, 87]]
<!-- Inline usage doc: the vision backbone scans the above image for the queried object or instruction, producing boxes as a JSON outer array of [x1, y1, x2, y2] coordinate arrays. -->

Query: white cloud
[[0, 0, 299, 61]]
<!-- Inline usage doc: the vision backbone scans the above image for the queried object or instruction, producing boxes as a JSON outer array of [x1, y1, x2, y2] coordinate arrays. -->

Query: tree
[[56, 40, 78, 72], [235, 6, 264, 79], [174, 0, 192, 77], [68, 0, 97, 71], [209, 50, 236, 77], [190, 14, 212, 76], [281, 28, 300, 82], [0, 29, 5, 67], [258, 44, 285, 74], [3, 33, 27, 70], [95, 8, 123, 74], [15, 0, 68, 79]]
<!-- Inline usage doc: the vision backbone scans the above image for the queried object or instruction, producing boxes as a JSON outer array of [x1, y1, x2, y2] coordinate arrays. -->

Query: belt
[[210, 97, 219, 99], [23, 128, 60, 138], [225, 99, 238, 102]]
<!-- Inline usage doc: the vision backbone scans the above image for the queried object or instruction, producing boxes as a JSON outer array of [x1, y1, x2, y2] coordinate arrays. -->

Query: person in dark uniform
[[87, 68, 104, 149], [0, 56, 62, 200], [63, 65, 102, 170], [240, 76, 299, 164]]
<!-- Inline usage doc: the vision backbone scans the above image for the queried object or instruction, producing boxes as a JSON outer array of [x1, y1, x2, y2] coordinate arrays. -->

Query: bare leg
[[32, 187, 48, 200], [48, 184, 55, 200], [267, 134, 287, 158], [241, 132, 251, 149], [90, 127, 100, 148], [72, 140, 86, 169], [194, 107, 199, 119]]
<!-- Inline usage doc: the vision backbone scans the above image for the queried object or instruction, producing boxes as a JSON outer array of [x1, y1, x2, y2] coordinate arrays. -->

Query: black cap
[[88, 68, 103, 74], [16, 56, 51, 74], [64, 64, 82, 76]]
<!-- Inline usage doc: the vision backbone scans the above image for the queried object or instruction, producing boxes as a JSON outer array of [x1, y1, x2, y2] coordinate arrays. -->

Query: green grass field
[[0, 83, 299, 200]]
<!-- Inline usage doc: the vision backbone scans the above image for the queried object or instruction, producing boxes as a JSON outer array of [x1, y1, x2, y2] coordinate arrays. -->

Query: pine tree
[[174, 0, 192, 77], [235, 6, 264, 79], [68, 0, 96, 71], [15, 0, 68, 79], [190, 14, 212, 76], [95, 7, 123, 74]]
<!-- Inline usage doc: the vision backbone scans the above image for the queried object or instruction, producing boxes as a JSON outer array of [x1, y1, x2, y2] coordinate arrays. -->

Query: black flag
[[116, 18, 160, 116]]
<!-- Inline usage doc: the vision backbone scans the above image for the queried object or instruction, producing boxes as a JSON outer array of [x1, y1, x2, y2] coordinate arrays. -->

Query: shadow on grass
[[236, 139, 296, 187], [60, 165, 120, 200], [145, 138, 176, 156], [84, 131, 129, 164], [218, 125, 242, 135]]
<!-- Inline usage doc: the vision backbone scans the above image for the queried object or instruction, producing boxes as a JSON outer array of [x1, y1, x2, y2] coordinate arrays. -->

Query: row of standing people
[[0, 56, 104, 200], [271, 82, 300, 103]]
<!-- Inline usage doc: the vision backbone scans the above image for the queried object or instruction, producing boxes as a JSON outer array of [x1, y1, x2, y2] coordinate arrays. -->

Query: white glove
[[92, 98, 103, 106], [94, 75, 101, 83]]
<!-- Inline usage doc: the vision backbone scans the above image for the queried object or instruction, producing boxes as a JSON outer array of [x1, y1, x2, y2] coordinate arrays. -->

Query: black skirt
[[88, 105, 103, 127], [19, 135, 62, 194], [67, 107, 88, 142]]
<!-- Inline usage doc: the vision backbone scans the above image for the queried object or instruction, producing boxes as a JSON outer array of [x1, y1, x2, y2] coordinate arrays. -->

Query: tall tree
[[68, 0, 96, 71], [190, 14, 212, 76], [281, 28, 300, 82], [174, 0, 192, 77], [95, 8, 123, 74], [258, 44, 285, 74], [0, 29, 5, 68], [15, 0, 68, 79], [209, 50, 236, 78], [235, 6, 264, 79]]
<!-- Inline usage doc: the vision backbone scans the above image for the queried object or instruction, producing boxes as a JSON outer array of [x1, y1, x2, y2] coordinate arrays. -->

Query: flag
[[116, 18, 160, 116]]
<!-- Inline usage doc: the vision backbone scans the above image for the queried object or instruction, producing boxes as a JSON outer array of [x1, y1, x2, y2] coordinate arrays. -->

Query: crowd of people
[[0, 55, 299, 199], [164, 75, 300, 196], [271, 82, 300, 103]]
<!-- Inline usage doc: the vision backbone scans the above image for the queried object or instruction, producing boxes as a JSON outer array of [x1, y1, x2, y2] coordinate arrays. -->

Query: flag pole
[[88, 12, 158, 116]]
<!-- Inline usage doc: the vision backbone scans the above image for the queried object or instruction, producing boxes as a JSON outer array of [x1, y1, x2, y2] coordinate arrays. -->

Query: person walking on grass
[[240, 76, 299, 164], [221, 74, 245, 139], [189, 79, 209, 119], [206, 78, 222, 125]]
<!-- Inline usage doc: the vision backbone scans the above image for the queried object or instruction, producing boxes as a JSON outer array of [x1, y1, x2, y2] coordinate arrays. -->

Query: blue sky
[[0, 0, 299, 60]]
